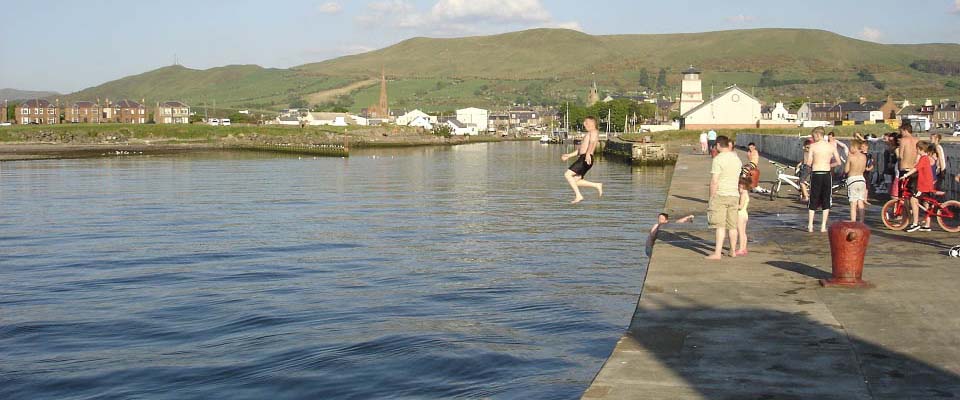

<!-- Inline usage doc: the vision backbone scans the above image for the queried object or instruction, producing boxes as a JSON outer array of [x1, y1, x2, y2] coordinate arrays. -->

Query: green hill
[[56, 28, 960, 113], [61, 64, 349, 112], [1, 88, 60, 101]]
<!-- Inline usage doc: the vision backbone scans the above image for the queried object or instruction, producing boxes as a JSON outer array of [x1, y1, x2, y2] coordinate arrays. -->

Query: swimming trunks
[[568, 154, 592, 177], [899, 170, 918, 197], [846, 175, 866, 203], [809, 171, 832, 211]]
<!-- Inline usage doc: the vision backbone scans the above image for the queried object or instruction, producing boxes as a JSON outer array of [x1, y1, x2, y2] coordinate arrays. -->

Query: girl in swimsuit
[[736, 176, 751, 256]]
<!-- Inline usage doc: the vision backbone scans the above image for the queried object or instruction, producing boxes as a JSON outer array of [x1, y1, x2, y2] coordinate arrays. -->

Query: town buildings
[[16, 99, 58, 125], [508, 107, 541, 127], [101, 99, 146, 124], [156, 101, 190, 124], [932, 100, 959, 129], [64, 101, 101, 123], [797, 102, 834, 122], [824, 96, 898, 122]]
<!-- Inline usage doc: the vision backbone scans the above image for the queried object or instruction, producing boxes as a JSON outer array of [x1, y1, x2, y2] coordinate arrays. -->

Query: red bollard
[[820, 222, 872, 288]]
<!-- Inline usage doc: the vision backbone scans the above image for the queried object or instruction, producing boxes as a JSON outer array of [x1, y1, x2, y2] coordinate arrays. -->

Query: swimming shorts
[[568, 154, 592, 177], [899, 171, 918, 197], [809, 171, 832, 211], [846, 175, 866, 203]]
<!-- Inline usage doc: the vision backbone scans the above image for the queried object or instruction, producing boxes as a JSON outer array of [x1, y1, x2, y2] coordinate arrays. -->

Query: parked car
[[952, 127, 960, 137], [220, 119, 231, 126], [0, 122, 11, 127], [207, 118, 220, 126]]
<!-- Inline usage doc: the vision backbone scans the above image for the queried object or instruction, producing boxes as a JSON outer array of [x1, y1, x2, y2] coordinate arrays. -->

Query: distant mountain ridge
[[53, 28, 960, 112], [1, 88, 60, 101]]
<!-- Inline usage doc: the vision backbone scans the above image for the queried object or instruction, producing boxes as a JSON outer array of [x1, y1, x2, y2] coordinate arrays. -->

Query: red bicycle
[[881, 180, 960, 232]]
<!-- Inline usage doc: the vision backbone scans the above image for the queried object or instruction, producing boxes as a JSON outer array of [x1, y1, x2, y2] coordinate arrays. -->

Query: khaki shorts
[[708, 195, 739, 230]]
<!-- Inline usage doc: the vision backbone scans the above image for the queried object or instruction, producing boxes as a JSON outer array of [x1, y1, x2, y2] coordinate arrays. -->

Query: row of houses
[[270, 106, 545, 136], [676, 66, 959, 130], [7, 99, 190, 125]]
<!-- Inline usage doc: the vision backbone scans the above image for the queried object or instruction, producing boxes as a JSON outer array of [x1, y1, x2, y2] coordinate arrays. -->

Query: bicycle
[[881, 179, 960, 232], [767, 161, 804, 201]]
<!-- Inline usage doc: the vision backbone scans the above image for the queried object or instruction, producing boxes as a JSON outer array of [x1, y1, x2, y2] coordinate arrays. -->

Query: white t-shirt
[[711, 151, 743, 197], [699, 133, 708, 143], [708, 130, 717, 140]]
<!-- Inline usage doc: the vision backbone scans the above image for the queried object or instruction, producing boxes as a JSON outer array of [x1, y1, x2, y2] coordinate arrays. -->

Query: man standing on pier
[[561, 116, 603, 204], [805, 128, 842, 232], [706, 135, 741, 260]]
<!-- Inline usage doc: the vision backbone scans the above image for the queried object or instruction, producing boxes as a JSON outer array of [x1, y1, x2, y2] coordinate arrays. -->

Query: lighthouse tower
[[679, 66, 703, 116]]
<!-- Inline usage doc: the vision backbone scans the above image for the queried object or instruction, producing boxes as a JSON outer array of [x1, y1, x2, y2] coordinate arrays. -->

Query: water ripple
[[0, 143, 670, 399]]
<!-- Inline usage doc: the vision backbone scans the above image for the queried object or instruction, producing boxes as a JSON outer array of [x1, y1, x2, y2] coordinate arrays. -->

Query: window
[[48, 118, 55, 124], [22, 117, 29, 124], [48, 108, 54, 115], [21, 108, 28, 115]]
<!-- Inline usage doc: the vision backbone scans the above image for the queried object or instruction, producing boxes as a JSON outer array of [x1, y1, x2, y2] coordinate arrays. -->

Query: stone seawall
[[603, 138, 676, 165], [736, 133, 960, 200]]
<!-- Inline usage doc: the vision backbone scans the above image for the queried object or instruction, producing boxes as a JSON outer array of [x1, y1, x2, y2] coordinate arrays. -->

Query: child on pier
[[735, 176, 751, 256]]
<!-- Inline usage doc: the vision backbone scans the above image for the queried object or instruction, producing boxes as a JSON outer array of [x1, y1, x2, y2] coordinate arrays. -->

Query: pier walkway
[[584, 151, 960, 399]]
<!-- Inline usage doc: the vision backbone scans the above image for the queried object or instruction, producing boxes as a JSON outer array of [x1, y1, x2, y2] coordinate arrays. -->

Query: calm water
[[0, 142, 671, 399]]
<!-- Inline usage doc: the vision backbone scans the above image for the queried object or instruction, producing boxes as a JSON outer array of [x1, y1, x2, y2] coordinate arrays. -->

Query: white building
[[351, 115, 369, 126], [445, 119, 478, 136], [681, 85, 763, 129], [679, 66, 704, 117], [766, 102, 792, 121], [276, 115, 301, 126], [304, 112, 352, 126], [456, 107, 489, 132], [407, 115, 433, 130], [395, 109, 437, 126]]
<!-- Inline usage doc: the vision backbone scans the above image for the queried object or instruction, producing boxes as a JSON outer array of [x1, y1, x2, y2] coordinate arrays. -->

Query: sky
[[2, 0, 959, 93]]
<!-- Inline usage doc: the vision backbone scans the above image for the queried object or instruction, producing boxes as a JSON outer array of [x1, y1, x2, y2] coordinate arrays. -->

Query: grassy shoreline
[[0, 123, 538, 161]]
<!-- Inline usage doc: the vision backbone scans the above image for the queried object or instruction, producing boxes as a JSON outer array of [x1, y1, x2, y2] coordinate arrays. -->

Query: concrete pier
[[604, 138, 676, 165], [583, 151, 960, 399]]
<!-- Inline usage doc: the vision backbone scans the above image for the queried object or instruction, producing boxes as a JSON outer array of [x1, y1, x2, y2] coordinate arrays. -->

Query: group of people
[[876, 126, 949, 232], [561, 117, 954, 261], [794, 125, 952, 233]]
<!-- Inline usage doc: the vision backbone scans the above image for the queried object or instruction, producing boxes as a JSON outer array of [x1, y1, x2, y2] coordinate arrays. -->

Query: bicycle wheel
[[768, 181, 779, 201], [881, 199, 910, 231], [937, 200, 960, 233]]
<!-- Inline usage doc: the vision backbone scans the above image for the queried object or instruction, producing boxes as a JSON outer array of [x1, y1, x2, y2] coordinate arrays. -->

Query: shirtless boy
[[561, 116, 603, 204], [805, 127, 842, 232], [747, 143, 761, 192], [897, 124, 919, 197], [845, 139, 868, 222]]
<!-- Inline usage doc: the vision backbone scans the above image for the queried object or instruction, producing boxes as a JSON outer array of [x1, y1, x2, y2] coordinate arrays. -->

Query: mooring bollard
[[820, 221, 872, 288]]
